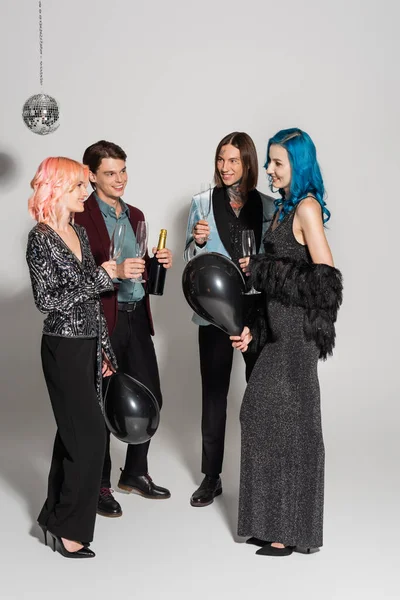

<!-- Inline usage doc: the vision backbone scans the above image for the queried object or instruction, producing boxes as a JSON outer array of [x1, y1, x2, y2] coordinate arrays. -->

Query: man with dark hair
[[75, 140, 172, 517], [184, 132, 275, 507]]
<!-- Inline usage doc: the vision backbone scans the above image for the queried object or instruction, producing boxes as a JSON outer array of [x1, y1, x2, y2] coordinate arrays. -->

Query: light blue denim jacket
[[184, 187, 275, 326]]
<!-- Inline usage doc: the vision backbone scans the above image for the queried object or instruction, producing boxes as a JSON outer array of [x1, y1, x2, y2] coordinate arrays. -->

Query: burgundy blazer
[[75, 192, 154, 336]]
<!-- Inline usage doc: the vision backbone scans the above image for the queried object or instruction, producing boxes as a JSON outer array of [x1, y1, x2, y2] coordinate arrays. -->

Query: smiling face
[[63, 179, 88, 214], [216, 144, 244, 186], [266, 144, 292, 195], [89, 157, 128, 203]]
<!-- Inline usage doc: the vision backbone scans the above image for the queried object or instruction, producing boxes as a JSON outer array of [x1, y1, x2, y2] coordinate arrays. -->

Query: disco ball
[[22, 93, 60, 135]]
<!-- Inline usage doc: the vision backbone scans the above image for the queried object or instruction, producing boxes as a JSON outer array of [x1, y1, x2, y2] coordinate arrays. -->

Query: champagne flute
[[242, 229, 261, 295], [131, 220, 148, 283], [109, 222, 126, 261], [198, 182, 212, 241]]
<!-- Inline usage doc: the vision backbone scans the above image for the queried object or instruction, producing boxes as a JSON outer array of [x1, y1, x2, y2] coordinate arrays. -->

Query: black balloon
[[104, 372, 160, 445], [182, 252, 246, 336]]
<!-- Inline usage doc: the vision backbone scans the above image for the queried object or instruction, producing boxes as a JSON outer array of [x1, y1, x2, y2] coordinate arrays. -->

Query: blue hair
[[265, 128, 330, 223]]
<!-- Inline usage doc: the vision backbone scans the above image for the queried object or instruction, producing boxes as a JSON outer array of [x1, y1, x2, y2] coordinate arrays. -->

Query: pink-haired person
[[26, 157, 117, 559]]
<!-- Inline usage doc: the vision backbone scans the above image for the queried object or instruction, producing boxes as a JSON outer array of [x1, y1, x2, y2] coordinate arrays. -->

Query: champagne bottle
[[148, 229, 168, 295]]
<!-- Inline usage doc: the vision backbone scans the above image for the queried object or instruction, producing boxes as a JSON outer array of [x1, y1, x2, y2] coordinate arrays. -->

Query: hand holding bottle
[[152, 247, 173, 268], [148, 229, 171, 295]]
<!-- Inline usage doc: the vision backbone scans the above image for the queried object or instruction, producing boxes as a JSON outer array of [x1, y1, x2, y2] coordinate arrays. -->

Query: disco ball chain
[[39, 0, 43, 88], [22, 0, 61, 135]]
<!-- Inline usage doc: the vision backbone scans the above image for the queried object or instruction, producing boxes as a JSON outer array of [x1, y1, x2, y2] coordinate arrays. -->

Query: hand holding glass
[[197, 182, 212, 241], [242, 229, 261, 295], [131, 221, 148, 283], [109, 222, 126, 261]]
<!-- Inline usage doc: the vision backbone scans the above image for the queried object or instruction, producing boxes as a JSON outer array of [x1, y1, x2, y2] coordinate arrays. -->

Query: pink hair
[[28, 157, 89, 223]]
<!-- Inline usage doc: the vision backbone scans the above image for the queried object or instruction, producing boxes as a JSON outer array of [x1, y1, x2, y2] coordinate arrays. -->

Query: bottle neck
[[157, 229, 167, 250]]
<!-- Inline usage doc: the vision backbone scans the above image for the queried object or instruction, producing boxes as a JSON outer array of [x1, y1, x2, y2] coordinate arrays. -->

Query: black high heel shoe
[[256, 544, 319, 557], [39, 524, 90, 548], [46, 531, 95, 559], [256, 544, 294, 557], [246, 537, 272, 547], [294, 546, 319, 554], [39, 524, 48, 546]]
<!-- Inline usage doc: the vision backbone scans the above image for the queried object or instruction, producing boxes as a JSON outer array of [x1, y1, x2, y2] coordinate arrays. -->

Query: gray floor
[[1, 382, 397, 600]]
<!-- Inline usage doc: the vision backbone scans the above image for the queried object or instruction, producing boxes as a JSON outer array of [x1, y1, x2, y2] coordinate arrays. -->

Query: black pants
[[198, 324, 259, 477], [38, 336, 106, 543], [101, 302, 162, 487]]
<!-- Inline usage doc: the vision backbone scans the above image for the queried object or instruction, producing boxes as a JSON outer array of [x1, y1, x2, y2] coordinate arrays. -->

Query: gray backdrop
[[0, 1, 398, 598]]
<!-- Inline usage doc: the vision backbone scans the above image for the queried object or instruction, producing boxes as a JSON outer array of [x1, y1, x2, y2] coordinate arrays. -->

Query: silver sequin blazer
[[26, 223, 118, 403]]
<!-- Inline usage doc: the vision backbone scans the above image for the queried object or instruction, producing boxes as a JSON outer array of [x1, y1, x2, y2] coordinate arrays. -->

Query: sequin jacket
[[26, 223, 118, 403]]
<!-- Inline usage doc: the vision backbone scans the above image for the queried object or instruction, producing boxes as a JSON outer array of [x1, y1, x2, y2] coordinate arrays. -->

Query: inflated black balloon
[[104, 372, 160, 444], [182, 252, 246, 335]]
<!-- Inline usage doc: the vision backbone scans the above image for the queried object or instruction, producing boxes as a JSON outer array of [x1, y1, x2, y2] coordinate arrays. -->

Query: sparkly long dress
[[238, 209, 324, 549]]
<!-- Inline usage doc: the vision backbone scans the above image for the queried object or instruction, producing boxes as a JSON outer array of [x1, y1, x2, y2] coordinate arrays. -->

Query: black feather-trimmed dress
[[238, 208, 342, 549]]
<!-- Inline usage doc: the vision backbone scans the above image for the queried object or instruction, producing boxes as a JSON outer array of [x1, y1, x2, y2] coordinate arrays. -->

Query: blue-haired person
[[232, 128, 343, 557]]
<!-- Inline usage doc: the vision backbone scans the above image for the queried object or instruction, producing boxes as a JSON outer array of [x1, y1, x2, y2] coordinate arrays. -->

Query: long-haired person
[[184, 132, 275, 507], [235, 129, 343, 556], [26, 157, 117, 558]]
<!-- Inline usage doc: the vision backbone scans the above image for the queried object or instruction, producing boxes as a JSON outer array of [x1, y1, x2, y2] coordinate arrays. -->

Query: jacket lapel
[[85, 192, 111, 259], [241, 189, 263, 252], [212, 186, 264, 255], [212, 186, 232, 255]]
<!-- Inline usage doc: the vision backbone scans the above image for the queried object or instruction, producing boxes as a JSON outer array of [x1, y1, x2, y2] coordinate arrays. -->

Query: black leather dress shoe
[[97, 488, 123, 517], [117, 471, 171, 499], [190, 475, 222, 507]]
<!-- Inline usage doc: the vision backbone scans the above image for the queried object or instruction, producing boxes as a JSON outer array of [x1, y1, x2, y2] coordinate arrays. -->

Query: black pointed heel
[[39, 524, 48, 546], [246, 537, 272, 547], [256, 544, 294, 557], [47, 531, 95, 559], [294, 546, 320, 554]]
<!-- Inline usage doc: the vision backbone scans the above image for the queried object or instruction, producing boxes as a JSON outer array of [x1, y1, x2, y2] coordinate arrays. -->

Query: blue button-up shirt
[[96, 195, 145, 302]]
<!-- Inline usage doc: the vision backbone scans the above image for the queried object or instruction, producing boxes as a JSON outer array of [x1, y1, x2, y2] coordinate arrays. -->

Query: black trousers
[[101, 302, 162, 487], [38, 336, 106, 543], [198, 324, 259, 477]]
